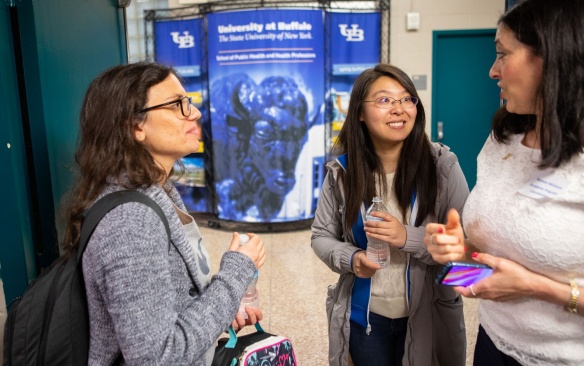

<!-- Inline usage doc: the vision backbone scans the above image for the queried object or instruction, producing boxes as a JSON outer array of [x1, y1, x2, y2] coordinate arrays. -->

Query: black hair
[[333, 64, 437, 227], [492, 0, 584, 168]]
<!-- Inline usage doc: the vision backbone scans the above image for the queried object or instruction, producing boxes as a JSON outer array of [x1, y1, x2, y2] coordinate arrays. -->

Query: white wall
[[390, 0, 504, 135], [126, 0, 170, 62]]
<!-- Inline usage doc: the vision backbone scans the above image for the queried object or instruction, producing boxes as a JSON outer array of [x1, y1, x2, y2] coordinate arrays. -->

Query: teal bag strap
[[225, 323, 265, 349]]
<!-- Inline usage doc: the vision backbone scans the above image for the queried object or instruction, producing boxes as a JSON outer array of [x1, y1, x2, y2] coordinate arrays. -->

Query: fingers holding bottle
[[231, 232, 266, 270], [364, 211, 407, 248], [352, 250, 381, 278], [232, 307, 263, 331]]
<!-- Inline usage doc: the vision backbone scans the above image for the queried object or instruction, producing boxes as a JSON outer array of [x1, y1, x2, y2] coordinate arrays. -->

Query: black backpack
[[3, 190, 170, 366]]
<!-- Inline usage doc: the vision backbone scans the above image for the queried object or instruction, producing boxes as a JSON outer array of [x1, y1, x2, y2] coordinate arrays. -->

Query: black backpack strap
[[78, 190, 171, 263]]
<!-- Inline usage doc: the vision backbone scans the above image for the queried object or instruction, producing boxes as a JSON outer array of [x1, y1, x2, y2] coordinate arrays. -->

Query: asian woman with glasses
[[312, 63, 469, 366]]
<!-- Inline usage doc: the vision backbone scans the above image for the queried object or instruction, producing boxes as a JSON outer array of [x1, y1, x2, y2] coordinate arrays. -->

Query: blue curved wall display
[[207, 9, 325, 222], [153, 8, 381, 223]]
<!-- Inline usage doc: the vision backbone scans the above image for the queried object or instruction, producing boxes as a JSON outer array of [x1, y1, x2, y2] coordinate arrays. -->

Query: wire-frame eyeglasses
[[362, 96, 419, 109], [139, 96, 193, 117]]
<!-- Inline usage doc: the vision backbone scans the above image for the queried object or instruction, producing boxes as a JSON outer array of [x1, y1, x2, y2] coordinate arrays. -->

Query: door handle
[[437, 121, 444, 141]]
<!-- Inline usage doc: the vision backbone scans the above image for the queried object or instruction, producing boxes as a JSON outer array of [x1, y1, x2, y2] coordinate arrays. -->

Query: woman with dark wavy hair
[[62, 62, 266, 365], [312, 63, 469, 365], [425, 0, 584, 364]]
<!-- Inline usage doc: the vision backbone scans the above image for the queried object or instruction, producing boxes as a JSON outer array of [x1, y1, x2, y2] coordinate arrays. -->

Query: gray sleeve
[[401, 225, 436, 264], [436, 158, 470, 223], [311, 171, 360, 275], [400, 150, 470, 265], [84, 202, 254, 365]]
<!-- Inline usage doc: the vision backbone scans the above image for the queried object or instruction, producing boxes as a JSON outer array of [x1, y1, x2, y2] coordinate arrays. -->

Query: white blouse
[[463, 133, 584, 365]]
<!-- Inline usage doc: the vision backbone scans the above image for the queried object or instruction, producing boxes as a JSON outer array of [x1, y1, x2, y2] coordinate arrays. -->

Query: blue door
[[1, 0, 128, 305], [432, 29, 500, 189], [0, 3, 36, 305]]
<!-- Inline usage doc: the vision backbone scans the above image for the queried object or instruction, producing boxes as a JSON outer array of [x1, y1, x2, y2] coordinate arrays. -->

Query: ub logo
[[170, 31, 195, 48], [338, 24, 364, 42]]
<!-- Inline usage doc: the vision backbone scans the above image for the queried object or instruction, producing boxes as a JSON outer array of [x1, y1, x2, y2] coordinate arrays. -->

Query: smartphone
[[436, 262, 493, 286]]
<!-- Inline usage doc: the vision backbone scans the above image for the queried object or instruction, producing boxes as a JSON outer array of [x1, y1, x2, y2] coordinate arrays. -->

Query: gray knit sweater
[[82, 179, 256, 365]]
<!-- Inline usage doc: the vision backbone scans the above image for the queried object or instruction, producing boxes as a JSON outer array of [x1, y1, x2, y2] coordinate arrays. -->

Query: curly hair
[[61, 62, 176, 252]]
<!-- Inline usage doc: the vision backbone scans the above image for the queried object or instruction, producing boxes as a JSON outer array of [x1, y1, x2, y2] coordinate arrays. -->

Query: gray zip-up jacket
[[82, 179, 256, 365], [312, 143, 469, 366]]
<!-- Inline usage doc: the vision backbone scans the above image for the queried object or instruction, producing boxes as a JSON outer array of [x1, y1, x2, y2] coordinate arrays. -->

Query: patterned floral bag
[[212, 323, 296, 366]]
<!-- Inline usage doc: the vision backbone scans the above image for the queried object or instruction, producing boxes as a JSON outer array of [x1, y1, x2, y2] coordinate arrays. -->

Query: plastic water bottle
[[365, 197, 390, 268], [238, 234, 260, 319]]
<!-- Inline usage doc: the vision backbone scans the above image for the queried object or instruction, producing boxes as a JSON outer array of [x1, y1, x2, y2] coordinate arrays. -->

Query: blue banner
[[153, 18, 204, 108], [208, 9, 325, 223], [328, 12, 380, 149], [330, 12, 380, 75], [154, 18, 202, 77], [155, 18, 212, 213]]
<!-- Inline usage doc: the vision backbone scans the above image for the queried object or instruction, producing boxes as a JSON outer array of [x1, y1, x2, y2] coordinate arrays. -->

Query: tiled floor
[[202, 226, 479, 366]]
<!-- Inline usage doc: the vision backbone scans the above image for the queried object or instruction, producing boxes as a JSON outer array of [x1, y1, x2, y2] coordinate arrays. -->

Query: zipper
[[365, 283, 372, 335], [341, 275, 353, 365], [406, 279, 414, 366], [37, 259, 67, 366]]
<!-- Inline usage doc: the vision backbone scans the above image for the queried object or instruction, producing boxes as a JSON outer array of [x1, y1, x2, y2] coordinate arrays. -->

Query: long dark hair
[[333, 64, 437, 228], [61, 62, 177, 252], [492, 0, 584, 168]]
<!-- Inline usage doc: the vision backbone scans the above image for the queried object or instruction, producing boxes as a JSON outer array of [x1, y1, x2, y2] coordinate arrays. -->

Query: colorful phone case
[[436, 262, 493, 286]]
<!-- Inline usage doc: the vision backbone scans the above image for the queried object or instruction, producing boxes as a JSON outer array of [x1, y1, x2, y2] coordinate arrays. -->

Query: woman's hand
[[455, 252, 538, 302], [425, 209, 466, 264], [458, 253, 583, 315], [228, 232, 266, 270], [232, 307, 263, 331], [363, 211, 407, 248], [352, 250, 381, 278]]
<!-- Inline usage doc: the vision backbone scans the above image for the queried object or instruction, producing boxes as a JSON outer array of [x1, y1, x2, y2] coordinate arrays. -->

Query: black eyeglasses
[[362, 96, 419, 109], [139, 96, 193, 117]]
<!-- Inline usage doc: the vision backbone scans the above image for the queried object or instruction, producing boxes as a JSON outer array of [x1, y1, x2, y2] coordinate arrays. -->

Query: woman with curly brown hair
[[62, 62, 266, 365]]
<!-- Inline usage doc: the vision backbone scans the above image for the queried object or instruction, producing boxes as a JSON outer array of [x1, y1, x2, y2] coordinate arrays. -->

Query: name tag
[[517, 170, 567, 200]]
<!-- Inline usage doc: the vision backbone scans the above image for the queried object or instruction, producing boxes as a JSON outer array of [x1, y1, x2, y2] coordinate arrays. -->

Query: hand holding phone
[[436, 262, 493, 287]]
